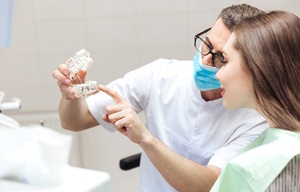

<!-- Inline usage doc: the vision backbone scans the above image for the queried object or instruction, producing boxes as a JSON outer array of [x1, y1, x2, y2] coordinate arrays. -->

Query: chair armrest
[[119, 153, 141, 170]]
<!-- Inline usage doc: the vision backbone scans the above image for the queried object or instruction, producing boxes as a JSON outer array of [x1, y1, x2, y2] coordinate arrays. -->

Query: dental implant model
[[66, 49, 98, 98]]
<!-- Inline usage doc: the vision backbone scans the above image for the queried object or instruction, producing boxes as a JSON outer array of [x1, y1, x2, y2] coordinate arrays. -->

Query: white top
[[86, 59, 268, 192]]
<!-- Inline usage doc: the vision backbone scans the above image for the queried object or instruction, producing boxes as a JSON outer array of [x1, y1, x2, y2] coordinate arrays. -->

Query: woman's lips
[[220, 87, 225, 97]]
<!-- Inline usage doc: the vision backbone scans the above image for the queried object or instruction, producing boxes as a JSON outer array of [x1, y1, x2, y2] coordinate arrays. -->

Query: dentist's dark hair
[[217, 4, 265, 31]]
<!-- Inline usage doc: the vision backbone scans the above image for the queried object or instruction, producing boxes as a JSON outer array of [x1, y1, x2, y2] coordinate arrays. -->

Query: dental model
[[66, 49, 94, 80], [66, 49, 99, 97], [73, 81, 98, 98]]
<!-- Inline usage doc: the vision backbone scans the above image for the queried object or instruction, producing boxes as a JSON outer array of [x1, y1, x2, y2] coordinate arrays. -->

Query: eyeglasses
[[194, 28, 225, 69]]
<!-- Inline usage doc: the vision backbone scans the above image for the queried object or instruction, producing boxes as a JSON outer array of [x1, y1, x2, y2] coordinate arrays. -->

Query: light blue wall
[[0, 0, 13, 47]]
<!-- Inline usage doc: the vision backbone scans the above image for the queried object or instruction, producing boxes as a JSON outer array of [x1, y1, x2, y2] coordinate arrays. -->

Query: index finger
[[98, 84, 123, 104]]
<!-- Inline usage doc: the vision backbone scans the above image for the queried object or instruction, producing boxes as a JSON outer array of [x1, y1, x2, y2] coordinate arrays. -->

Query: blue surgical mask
[[193, 52, 221, 91]]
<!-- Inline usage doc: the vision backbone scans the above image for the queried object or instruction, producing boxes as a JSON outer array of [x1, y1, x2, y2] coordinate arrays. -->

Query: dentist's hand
[[98, 85, 151, 144], [52, 63, 87, 100]]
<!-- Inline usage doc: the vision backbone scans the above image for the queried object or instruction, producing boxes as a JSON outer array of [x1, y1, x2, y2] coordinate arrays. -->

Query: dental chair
[[266, 154, 300, 191]]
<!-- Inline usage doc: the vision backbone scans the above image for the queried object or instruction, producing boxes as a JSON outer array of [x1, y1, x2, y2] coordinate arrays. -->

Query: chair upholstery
[[266, 154, 300, 191]]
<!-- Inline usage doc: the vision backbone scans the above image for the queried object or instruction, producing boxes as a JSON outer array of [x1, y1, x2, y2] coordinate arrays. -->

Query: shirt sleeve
[[85, 59, 167, 132]]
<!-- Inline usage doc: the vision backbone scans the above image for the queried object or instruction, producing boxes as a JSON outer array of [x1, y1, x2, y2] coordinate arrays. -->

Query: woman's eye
[[220, 58, 228, 68], [221, 59, 227, 64], [216, 54, 226, 63]]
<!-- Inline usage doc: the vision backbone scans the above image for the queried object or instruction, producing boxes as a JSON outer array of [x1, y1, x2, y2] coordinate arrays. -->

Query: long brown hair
[[233, 11, 300, 131]]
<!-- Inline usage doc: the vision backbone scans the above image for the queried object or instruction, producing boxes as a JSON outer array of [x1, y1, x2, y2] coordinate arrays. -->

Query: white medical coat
[[86, 59, 268, 192]]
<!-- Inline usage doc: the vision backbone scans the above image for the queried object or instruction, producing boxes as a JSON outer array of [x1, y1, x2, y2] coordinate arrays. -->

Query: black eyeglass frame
[[194, 28, 225, 69]]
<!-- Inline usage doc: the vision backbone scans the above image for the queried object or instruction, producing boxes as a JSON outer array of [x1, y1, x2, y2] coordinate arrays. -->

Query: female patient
[[211, 10, 300, 191], [99, 10, 300, 191]]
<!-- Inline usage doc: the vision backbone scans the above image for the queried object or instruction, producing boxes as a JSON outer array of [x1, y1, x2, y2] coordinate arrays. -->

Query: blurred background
[[1, 0, 299, 191]]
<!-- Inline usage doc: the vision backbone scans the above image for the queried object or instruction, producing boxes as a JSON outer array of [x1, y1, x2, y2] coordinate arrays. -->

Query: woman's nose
[[215, 67, 223, 81]]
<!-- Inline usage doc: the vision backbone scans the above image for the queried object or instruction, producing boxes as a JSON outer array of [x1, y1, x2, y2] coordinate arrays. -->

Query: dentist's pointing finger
[[98, 84, 123, 104]]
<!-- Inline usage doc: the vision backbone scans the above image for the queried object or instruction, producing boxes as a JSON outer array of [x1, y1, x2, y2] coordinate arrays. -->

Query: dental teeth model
[[66, 49, 94, 80], [66, 49, 98, 97], [73, 81, 98, 98]]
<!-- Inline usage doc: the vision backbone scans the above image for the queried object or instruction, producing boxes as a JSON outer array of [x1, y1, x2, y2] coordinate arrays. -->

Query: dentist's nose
[[202, 54, 214, 67]]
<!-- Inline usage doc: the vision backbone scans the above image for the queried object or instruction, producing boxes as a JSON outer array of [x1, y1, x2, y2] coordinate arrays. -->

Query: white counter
[[0, 166, 110, 192]]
